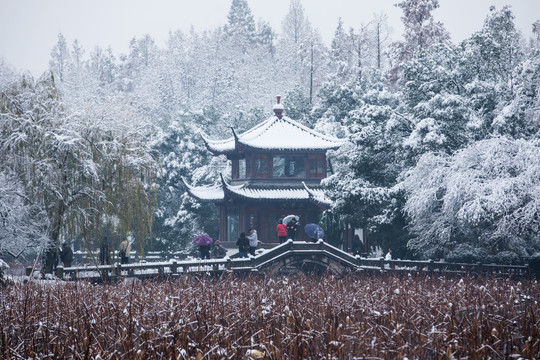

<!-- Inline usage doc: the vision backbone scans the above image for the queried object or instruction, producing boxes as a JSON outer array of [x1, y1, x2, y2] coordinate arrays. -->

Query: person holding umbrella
[[192, 234, 213, 260], [286, 217, 299, 241], [304, 223, 325, 243]]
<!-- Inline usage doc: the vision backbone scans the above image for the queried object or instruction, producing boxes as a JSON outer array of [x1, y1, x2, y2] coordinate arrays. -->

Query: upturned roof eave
[[200, 115, 346, 155], [182, 176, 226, 203], [303, 181, 333, 208]]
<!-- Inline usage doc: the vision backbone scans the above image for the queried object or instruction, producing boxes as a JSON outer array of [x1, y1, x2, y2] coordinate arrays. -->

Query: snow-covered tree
[[390, 0, 450, 84], [465, 6, 523, 90], [371, 13, 392, 70], [492, 54, 540, 139], [0, 72, 159, 272], [283, 86, 312, 125], [395, 0, 450, 55], [321, 77, 412, 256], [278, 0, 328, 103], [0, 172, 48, 259], [330, 18, 351, 83], [401, 44, 476, 158], [281, 0, 310, 45], [401, 137, 540, 263], [458, 6, 526, 140], [89, 45, 117, 86], [49, 33, 71, 82], [224, 0, 257, 52], [532, 20, 540, 49], [153, 112, 223, 251]]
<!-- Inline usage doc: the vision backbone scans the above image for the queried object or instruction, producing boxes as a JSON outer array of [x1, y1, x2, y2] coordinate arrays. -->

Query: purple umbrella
[[192, 234, 213, 246]]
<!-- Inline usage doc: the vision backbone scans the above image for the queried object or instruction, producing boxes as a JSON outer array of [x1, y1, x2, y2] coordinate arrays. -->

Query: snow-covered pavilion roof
[[201, 115, 346, 155], [182, 175, 331, 205]]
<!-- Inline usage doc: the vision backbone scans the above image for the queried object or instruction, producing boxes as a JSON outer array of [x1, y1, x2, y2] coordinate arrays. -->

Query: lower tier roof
[[182, 176, 331, 207]]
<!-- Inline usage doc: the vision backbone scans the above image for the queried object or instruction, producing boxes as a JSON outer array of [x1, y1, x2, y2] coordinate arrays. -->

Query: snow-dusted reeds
[[1, 274, 538, 359]]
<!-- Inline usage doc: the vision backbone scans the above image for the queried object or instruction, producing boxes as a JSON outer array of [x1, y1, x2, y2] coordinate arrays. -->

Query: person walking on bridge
[[276, 219, 287, 244], [247, 228, 259, 256], [236, 232, 249, 258], [286, 218, 298, 241]]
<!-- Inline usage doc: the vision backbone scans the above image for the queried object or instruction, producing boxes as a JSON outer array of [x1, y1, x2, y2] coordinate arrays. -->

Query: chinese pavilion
[[184, 97, 346, 243]]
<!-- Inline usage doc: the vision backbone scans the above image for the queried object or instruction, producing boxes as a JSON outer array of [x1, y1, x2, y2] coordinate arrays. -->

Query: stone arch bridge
[[40, 241, 529, 282]]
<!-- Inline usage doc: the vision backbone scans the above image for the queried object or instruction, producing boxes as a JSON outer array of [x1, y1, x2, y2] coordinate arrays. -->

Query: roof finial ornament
[[273, 95, 284, 118]]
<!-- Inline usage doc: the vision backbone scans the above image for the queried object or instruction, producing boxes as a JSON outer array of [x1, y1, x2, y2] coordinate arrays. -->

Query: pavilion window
[[238, 159, 246, 179], [254, 156, 270, 177], [273, 155, 306, 178], [232, 160, 238, 179], [227, 213, 239, 242], [309, 155, 325, 178]]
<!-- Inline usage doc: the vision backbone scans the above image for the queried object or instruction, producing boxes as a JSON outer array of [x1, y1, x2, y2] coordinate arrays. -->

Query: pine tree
[[49, 33, 71, 82], [390, 0, 450, 84], [224, 0, 257, 52]]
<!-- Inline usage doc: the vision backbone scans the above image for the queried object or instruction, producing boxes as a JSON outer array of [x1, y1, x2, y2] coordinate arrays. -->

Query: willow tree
[[0, 72, 159, 272]]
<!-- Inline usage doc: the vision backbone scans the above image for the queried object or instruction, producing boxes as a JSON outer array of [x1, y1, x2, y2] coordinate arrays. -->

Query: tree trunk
[[42, 201, 66, 275]]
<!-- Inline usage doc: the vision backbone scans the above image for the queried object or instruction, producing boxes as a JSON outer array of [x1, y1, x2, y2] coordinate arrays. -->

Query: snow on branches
[[401, 137, 540, 263]]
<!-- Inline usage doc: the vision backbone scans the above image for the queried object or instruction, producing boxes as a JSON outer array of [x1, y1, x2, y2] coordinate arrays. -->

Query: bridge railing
[[33, 241, 529, 281]]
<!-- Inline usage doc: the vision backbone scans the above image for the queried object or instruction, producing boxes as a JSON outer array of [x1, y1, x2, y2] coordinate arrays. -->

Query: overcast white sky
[[0, 0, 539, 77]]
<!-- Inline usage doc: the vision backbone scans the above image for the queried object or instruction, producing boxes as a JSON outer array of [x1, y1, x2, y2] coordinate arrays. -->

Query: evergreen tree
[[401, 44, 474, 158], [330, 18, 351, 83], [153, 112, 221, 251], [320, 76, 412, 257], [49, 33, 71, 82], [224, 0, 257, 52], [390, 0, 450, 84]]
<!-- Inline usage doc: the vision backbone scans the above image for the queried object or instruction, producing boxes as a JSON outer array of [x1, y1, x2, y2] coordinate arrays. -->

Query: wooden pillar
[[219, 206, 226, 242]]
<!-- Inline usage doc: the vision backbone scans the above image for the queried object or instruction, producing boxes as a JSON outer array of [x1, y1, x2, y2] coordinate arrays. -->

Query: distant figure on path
[[247, 228, 258, 256], [276, 219, 287, 244], [199, 244, 211, 259], [236, 232, 249, 258], [60, 243, 73, 267], [119, 238, 131, 264], [211, 241, 227, 259], [351, 235, 362, 256], [42, 246, 59, 275], [385, 248, 392, 260]]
